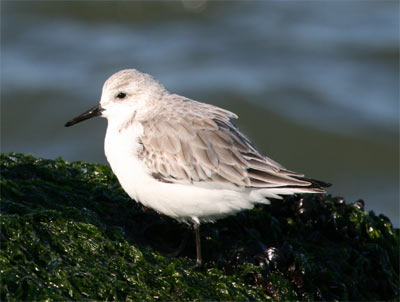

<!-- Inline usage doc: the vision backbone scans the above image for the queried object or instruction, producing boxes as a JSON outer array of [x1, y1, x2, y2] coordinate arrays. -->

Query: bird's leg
[[194, 222, 202, 267]]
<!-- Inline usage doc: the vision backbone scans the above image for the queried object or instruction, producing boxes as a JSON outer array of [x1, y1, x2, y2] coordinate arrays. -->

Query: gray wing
[[139, 95, 316, 189]]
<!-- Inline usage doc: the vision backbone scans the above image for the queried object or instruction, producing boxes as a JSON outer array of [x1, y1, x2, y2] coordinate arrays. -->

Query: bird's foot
[[190, 258, 203, 269]]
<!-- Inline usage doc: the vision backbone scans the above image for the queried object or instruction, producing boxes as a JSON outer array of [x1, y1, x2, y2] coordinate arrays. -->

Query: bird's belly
[[106, 148, 254, 222], [104, 125, 261, 223]]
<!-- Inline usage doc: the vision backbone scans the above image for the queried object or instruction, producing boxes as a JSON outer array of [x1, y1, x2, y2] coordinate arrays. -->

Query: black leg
[[194, 223, 202, 267]]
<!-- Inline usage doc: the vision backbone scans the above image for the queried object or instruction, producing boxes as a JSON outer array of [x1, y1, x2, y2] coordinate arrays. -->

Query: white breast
[[104, 121, 147, 202], [104, 121, 266, 224]]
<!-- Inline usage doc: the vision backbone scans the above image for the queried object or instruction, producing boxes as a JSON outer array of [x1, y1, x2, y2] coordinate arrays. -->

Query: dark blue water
[[2, 1, 398, 226]]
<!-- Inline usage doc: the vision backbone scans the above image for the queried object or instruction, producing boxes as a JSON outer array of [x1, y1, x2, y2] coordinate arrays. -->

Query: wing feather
[[218, 163, 246, 185], [139, 95, 323, 190], [212, 146, 240, 166]]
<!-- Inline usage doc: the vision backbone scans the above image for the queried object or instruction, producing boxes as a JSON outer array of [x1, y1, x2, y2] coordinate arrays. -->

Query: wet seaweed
[[1, 153, 398, 301]]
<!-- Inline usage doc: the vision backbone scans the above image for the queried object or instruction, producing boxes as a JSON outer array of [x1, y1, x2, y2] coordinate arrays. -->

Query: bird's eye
[[116, 92, 126, 99]]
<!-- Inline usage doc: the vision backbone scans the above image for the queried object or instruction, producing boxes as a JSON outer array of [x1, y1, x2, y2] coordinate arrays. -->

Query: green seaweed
[[1, 153, 399, 301]]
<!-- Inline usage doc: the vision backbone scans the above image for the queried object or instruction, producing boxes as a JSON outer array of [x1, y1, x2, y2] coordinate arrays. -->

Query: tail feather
[[291, 175, 331, 188], [251, 176, 330, 201]]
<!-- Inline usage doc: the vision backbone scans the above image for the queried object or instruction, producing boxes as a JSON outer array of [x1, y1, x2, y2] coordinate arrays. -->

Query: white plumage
[[65, 69, 329, 265]]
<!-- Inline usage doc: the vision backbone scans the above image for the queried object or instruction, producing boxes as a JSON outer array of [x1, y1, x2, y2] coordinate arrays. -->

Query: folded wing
[[139, 95, 328, 192]]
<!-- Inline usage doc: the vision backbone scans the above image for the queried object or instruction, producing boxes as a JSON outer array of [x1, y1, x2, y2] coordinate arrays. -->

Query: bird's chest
[[104, 122, 148, 200]]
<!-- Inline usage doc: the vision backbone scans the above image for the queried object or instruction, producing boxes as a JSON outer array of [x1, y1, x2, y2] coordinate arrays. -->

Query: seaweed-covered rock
[[1, 153, 399, 301]]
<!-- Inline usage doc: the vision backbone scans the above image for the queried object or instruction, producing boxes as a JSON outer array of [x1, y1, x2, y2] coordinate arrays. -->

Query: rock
[[1, 153, 399, 301]]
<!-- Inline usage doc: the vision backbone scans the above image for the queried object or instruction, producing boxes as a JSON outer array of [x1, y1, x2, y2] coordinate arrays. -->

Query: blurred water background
[[1, 1, 398, 226]]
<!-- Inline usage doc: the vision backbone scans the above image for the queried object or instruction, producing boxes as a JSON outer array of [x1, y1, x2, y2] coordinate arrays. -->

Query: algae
[[1, 153, 399, 301]]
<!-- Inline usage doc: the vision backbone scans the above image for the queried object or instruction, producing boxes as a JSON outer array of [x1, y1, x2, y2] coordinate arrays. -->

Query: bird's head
[[65, 69, 166, 128]]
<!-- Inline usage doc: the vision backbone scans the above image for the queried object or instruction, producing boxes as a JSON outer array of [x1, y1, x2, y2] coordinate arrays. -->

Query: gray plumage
[[138, 94, 325, 192]]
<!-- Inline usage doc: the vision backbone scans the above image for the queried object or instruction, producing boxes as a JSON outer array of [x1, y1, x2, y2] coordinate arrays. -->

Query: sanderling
[[65, 69, 329, 266]]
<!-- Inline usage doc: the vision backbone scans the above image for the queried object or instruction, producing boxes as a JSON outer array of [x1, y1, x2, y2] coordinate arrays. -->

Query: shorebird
[[65, 69, 329, 266]]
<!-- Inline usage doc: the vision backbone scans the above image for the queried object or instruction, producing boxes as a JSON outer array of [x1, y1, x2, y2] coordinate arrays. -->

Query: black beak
[[65, 104, 104, 127]]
